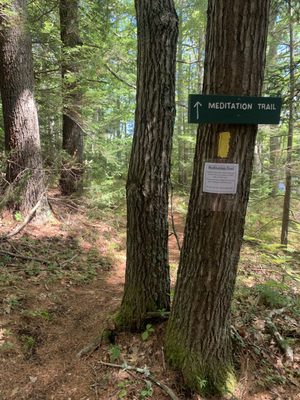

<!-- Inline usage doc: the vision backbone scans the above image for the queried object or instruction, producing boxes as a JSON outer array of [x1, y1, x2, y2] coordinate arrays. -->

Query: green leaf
[[109, 345, 121, 361], [145, 324, 154, 332], [141, 330, 149, 341], [14, 211, 23, 222], [118, 388, 127, 398]]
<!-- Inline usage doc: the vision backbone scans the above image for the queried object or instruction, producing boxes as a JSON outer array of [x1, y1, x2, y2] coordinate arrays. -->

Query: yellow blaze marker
[[218, 131, 231, 158]]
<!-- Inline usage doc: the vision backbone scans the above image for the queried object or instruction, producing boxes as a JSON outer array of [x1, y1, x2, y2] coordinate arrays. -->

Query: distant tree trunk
[[166, 0, 270, 395], [269, 131, 280, 196], [281, 0, 294, 245], [176, 4, 185, 186], [253, 142, 263, 174], [197, 17, 205, 92], [0, 0, 49, 219], [59, 0, 84, 195], [117, 0, 178, 330], [266, 8, 281, 197]]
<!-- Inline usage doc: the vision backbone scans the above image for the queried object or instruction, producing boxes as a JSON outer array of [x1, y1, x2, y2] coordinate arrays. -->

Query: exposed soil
[[0, 197, 299, 400]]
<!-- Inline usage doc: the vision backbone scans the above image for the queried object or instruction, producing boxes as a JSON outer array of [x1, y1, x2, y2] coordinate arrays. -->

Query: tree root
[[77, 312, 171, 359], [144, 311, 170, 321], [265, 310, 293, 362], [77, 321, 116, 358], [0, 193, 46, 241], [76, 333, 104, 358]]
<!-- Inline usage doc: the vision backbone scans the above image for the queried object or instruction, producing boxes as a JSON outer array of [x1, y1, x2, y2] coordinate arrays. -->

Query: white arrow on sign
[[193, 101, 202, 119]]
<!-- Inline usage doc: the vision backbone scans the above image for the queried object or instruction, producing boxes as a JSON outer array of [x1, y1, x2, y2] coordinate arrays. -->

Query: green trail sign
[[188, 94, 282, 124]]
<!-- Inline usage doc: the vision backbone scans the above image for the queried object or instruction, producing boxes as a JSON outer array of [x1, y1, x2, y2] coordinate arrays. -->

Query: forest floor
[[0, 193, 299, 400]]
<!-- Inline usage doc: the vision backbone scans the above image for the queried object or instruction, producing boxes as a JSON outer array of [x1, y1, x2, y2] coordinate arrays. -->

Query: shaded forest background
[[0, 0, 299, 246]]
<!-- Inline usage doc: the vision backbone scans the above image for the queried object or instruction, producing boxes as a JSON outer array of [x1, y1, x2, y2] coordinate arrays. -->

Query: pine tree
[[0, 0, 49, 218], [117, 0, 178, 330], [165, 0, 271, 395]]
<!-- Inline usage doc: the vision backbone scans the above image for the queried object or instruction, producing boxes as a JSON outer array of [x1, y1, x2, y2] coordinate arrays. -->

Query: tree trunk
[[197, 12, 205, 92], [59, 0, 84, 195], [266, 8, 281, 197], [269, 131, 280, 196], [0, 0, 49, 219], [176, 3, 187, 187], [281, 0, 294, 245], [117, 0, 178, 330], [165, 0, 270, 395]]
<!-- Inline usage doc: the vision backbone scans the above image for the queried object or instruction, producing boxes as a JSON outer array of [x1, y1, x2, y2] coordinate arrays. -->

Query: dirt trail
[[0, 208, 124, 399], [0, 263, 122, 399], [1, 207, 299, 400], [0, 208, 185, 400]]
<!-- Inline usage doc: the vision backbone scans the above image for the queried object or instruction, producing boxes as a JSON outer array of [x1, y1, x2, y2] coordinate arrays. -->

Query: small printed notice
[[203, 162, 239, 194]]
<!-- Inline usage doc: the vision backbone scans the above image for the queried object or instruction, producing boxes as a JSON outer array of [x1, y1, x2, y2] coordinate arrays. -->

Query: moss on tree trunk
[[165, 0, 271, 395]]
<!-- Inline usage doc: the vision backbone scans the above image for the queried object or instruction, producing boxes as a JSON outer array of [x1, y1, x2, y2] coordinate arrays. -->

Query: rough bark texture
[[117, 0, 178, 330], [0, 0, 49, 218], [176, 4, 187, 187], [165, 0, 270, 395], [59, 0, 84, 195]]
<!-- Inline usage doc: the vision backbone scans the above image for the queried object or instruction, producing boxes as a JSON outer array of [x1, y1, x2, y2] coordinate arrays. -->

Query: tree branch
[[265, 314, 293, 362], [0, 249, 52, 266], [104, 64, 136, 90]]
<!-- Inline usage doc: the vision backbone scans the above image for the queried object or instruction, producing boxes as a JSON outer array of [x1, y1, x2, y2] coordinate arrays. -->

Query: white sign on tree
[[203, 162, 239, 194]]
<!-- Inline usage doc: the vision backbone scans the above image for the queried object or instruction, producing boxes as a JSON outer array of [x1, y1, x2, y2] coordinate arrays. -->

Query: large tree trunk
[[0, 0, 49, 218], [59, 0, 84, 195], [117, 0, 178, 330], [165, 0, 270, 395]]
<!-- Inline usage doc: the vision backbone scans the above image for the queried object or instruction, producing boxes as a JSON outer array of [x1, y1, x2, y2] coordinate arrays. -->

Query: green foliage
[[117, 380, 129, 399], [109, 344, 121, 362], [22, 309, 51, 321], [140, 380, 153, 399], [25, 264, 41, 277], [196, 377, 208, 391], [141, 324, 154, 341], [254, 280, 290, 308], [21, 334, 36, 354], [7, 297, 20, 309], [14, 211, 22, 222], [0, 341, 14, 353]]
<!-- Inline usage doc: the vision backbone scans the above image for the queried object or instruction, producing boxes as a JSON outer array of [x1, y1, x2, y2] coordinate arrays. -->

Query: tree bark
[[176, 2, 187, 187], [0, 0, 49, 219], [59, 0, 84, 195], [117, 0, 178, 330], [165, 0, 270, 395]]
